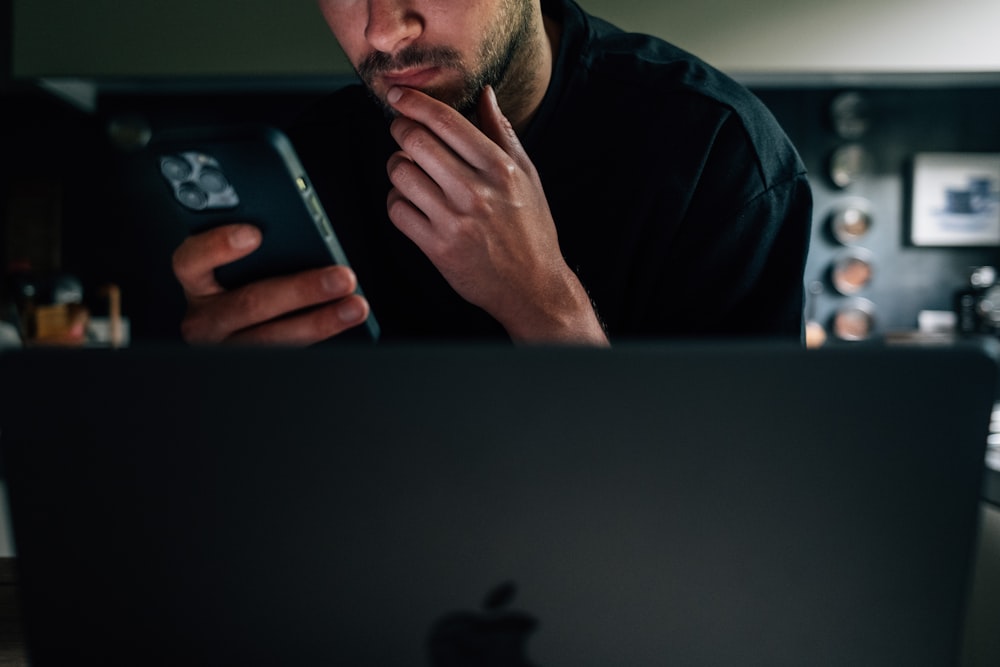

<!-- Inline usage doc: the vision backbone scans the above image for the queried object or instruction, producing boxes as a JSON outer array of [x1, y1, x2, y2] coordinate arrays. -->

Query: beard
[[356, 0, 536, 119]]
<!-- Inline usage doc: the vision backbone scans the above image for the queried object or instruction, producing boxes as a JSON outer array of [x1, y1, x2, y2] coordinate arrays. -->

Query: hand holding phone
[[172, 224, 372, 345], [151, 125, 379, 344]]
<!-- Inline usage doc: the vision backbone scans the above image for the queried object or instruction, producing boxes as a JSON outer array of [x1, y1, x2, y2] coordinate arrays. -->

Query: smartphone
[[149, 125, 379, 341]]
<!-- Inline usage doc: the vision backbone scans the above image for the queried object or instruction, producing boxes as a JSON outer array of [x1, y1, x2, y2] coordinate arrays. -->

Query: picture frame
[[910, 152, 1000, 246]]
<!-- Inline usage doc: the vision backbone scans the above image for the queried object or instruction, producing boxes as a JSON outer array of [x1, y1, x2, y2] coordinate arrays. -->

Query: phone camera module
[[159, 151, 239, 210], [176, 182, 210, 211]]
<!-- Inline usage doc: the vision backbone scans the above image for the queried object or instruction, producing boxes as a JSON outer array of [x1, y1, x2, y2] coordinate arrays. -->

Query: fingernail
[[487, 85, 498, 107], [321, 268, 351, 295], [231, 226, 260, 249], [386, 87, 403, 104], [338, 299, 365, 324]]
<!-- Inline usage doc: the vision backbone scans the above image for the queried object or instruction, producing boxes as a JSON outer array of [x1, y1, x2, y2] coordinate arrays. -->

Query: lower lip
[[382, 67, 442, 89]]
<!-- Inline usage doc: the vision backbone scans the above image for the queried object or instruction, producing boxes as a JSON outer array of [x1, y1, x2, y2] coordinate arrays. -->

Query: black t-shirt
[[289, 0, 812, 342]]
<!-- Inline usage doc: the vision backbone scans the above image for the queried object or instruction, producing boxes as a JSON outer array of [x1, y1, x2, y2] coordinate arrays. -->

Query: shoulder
[[573, 9, 765, 119], [569, 12, 806, 188]]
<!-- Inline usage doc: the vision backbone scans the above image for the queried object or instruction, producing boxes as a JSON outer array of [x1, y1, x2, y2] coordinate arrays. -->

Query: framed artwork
[[910, 152, 1000, 246]]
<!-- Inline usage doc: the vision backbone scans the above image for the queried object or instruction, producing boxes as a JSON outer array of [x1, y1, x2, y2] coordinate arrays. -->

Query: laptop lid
[[0, 343, 994, 666]]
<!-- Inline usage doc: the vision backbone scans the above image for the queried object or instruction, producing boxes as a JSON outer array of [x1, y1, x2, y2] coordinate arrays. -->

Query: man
[[172, 0, 811, 345]]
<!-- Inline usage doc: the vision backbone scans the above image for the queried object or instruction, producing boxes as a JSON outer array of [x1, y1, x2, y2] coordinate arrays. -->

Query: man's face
[[316, 0, 535, 116]]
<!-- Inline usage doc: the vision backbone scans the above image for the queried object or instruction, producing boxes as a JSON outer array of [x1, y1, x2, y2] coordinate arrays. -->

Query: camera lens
[[176, 182, 209, 210], [160, 155, 192, 181], [198, 167, 230, 193]]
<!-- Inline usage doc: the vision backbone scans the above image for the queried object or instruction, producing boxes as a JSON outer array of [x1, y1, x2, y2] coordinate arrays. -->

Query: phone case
[[148, 124, 380, 342]]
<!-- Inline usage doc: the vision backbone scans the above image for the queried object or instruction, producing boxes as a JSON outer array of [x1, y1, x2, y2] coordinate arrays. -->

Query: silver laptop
[[0, 343, 994, 666]]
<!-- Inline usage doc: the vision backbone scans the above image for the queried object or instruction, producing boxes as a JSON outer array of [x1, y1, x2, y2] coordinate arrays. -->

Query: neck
[[494, 9, 561, 133]]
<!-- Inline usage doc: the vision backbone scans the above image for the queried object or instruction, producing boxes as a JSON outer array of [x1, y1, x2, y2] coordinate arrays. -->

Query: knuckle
[[492, 156, 519, 183], [387, 158, 417, 188], [442, 216, 478, 250], [386, 154, 402, 177], [398, 124, 430, 154], [470, 185, 495, 216], [387, 195, 407, 220], [449, 178, 475, 206], [430, 108, 459, 136], [456, 181, 495, 217], [386, 193, 417, 226], [230, 287, 264, 320]]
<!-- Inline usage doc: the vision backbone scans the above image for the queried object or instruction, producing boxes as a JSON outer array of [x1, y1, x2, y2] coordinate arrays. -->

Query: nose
[[365, 0, 422, 55]]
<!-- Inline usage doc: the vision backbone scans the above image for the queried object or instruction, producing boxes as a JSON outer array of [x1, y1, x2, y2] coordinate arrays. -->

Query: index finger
[[171, 224, 262, 298], [386, 86, 501, 171]]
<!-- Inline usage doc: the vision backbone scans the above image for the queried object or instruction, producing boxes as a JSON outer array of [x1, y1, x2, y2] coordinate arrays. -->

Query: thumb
[[477, 85, 525, 158]]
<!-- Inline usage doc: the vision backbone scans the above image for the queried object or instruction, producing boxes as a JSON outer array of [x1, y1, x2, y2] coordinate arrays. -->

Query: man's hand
[[171, 224, 370, 344], [385, 85, 608, 346]]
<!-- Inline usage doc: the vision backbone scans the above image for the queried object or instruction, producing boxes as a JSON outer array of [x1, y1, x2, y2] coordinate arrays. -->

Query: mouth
[[380, 66, 443, 89]]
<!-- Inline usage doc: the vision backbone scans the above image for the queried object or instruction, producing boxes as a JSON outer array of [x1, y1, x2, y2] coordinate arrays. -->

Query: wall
[[578, 0, 1000, 74], [11, 0, 1000, 78], [754, 86, 1000, 341], [11, 0, 349, 78]]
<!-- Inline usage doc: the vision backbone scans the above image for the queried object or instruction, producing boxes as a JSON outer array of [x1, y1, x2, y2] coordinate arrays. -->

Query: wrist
[[501, 268, 609, 346]]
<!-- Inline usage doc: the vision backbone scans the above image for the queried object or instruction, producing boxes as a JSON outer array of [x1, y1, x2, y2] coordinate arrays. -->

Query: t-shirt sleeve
[[640, 111, 813, 340]]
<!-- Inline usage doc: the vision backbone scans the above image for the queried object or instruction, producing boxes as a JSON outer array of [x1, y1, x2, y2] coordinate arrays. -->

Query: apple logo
[[426, 581, 540, 667]]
